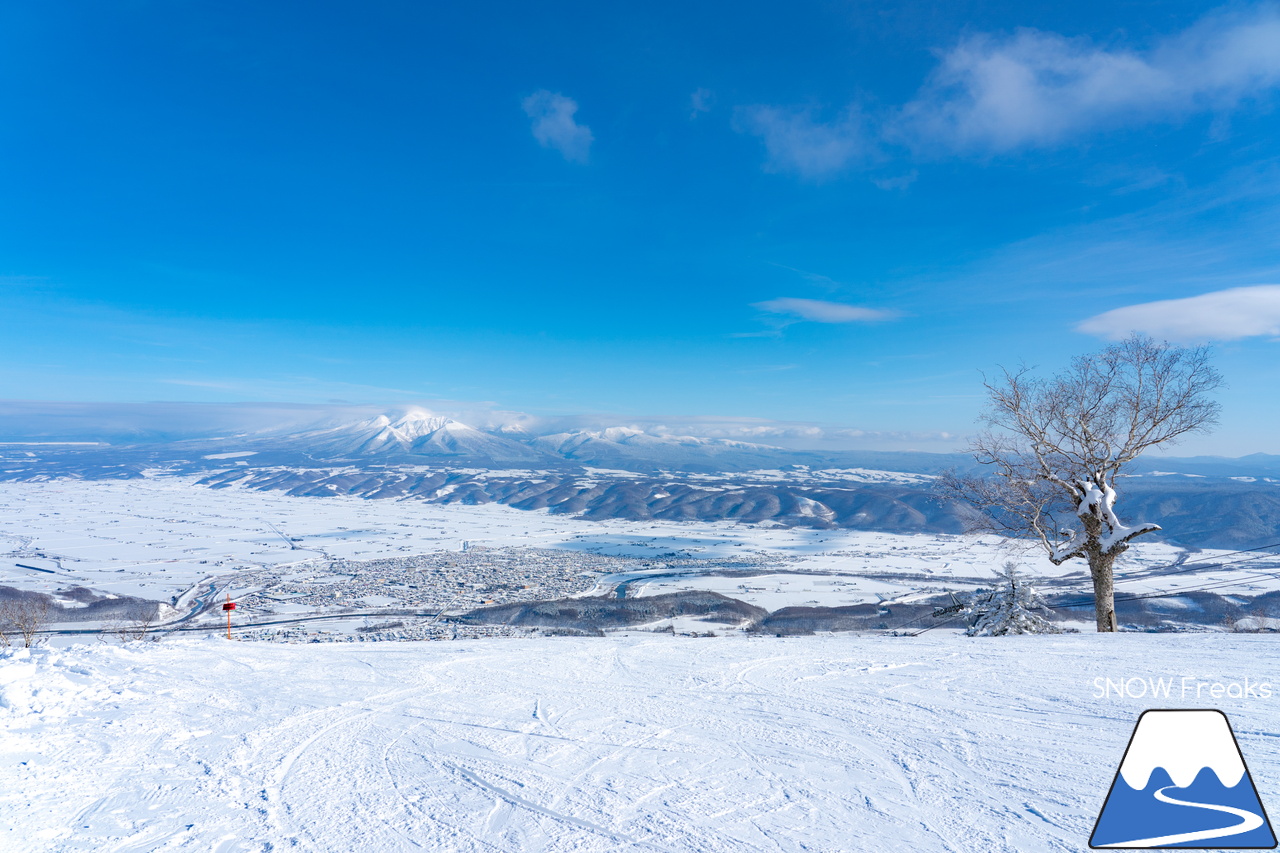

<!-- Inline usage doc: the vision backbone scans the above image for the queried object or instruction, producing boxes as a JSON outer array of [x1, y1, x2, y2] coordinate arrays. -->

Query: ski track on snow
[[3, 634, 1277, 852]]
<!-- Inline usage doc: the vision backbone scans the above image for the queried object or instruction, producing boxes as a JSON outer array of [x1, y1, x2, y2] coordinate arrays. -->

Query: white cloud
[[901, 7, 1280, 151], [872, 171, 918, 191], [527, 414, 956, 449], [831, 427, 957, 443], [1077, 285, 1280, 341], [736, 106, 870, 179], [521, 90, 593, 163], [690, 87, 713, 118], [735, 6, 1280, 175], [652, 421, 825, 442], [753, 297, 898, 324]]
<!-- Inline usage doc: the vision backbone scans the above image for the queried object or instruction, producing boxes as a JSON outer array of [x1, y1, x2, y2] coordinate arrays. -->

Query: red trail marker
[[222, 593, 236, 640]]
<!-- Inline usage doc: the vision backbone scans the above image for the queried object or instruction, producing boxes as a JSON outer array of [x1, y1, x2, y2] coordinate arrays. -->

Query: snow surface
[[3, 633, 1278, 852]]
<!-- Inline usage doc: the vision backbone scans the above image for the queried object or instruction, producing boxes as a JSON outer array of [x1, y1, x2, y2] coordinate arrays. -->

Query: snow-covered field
[[3, 633, 1278, 852], [3, 478, 1271, 621], [2, 476, 1279, 851]]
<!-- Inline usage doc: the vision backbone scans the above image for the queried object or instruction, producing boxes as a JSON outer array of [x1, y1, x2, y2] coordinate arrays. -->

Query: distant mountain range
[[85, 407, 977, 473], [2, 407, 1278, 550], [253, 411, 551, 464], [4, 404, 1279, 477]]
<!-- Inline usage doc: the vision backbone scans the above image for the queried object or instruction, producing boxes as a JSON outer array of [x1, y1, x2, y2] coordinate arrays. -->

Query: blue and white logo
[[1091, 709, 1276, 849]]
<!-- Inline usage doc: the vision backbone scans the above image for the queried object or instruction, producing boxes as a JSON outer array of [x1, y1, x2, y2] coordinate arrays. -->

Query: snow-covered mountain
[[3, 406, 1279, 547], [247, 409, 551, 463], [0, 405, 980, 477], [530, 427, 796, 471], [232, 412, 808, 470]]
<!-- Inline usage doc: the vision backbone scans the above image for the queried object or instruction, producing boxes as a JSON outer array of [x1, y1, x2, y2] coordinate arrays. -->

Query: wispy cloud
[[735, 106, 871, 179], [831, 427, 958, 443], [522, 90, 593, 163], [1077, 285, 1280, 341], [500, 412, 963, 452], [766, 261, 843, 292], [735, 364, 800, 374], [753, 297, 899, 324], [690, 87, 713, 118], [739, 5, 1280, 176], [529, 413, 831, 446], [899, 7, 1280, 152], [872, 171, 917, 191], [729, 329, 784, 339]]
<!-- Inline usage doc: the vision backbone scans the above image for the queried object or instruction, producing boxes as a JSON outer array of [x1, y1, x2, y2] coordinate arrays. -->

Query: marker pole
[[222, 593, 237, 640]]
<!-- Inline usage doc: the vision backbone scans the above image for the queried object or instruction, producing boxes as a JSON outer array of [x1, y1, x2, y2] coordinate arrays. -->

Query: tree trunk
[[1088, 551, 1118, 633]]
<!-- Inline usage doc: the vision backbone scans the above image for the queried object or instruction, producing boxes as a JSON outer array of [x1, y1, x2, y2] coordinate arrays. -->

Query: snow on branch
[[963, 563, 1063, 637], [941, 335, 1219, 563]]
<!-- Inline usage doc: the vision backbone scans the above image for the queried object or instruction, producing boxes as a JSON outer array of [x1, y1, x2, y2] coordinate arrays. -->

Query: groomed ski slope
[[3, 634, 1277, 852]]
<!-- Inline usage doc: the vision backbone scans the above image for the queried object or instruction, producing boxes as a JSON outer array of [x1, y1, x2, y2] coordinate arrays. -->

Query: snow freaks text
[[1093, 676, 1274, 701]]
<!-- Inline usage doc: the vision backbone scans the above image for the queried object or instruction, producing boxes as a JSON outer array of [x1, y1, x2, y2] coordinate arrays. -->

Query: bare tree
[[938, 335, 1223, 632], [127, 605, 159, 641], [0, 596, 51, 648], [100, 605, 160, 643]]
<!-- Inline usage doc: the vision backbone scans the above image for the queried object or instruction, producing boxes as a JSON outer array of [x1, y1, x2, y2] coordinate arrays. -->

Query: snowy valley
[[2, 410, 1279, 852]]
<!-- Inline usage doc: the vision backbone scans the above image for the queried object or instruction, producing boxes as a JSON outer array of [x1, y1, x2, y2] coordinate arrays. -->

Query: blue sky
[[2, 1, 1279, 453]]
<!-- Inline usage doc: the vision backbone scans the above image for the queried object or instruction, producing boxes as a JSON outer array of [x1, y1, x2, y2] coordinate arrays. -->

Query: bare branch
[[938, 334, 1223, 632], [0, 596, 51, 649]]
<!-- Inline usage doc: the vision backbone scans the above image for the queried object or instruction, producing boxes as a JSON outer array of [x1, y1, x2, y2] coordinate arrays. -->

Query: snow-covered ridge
[[215, 408, 815, 469], [261, 408, 548, 462]]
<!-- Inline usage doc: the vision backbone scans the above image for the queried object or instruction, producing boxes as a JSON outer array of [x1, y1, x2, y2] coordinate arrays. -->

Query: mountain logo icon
[[1091, 709, 1276, 849]]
